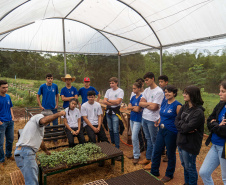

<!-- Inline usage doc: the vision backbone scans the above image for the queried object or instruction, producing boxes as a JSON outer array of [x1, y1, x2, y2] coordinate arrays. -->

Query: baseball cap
[[84, 77, 90, 82]]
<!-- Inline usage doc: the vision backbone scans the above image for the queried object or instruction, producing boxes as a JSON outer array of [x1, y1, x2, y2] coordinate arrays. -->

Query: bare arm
[[97, 115, 102, 131], [146, 103, 159, 111], [96, 94, 101, 102], [127, 103, 134, 111], [39, 111, 65, 126], [36, 94, 44, 110], [108, 98, 122, 105], [61, 95, 78, 101], [55, 94, 59, 109], [40, 141, 51, 155], [139, 98, 149, 108], [103, 97, 114, 106], [176, 105, 182, 114], [83, 116, 99, 133], [10, 108, 14, 121]]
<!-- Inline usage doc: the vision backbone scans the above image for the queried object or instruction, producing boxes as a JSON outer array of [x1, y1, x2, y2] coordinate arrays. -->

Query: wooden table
[[38, 142, 124, 185]]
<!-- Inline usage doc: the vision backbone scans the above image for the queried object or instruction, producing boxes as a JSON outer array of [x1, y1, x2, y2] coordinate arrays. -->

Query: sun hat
[[61, 74, 76, 82]]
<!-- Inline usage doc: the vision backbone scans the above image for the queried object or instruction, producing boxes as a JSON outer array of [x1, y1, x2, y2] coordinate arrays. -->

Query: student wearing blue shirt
[[0, 80, 15, 169], [151, 85, 182, 183], [37, 74, 59, 126], [199, 81, 226, 185], [127, 81, 143, 164], [60, 74, 78, 109], [78, 77, 100, 104]]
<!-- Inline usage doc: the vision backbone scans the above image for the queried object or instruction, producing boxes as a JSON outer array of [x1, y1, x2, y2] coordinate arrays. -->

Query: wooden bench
[[10, 170, 25, 185]]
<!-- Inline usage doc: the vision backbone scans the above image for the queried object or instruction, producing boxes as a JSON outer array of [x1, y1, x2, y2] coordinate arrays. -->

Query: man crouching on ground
[[14, 110, 66, 185]]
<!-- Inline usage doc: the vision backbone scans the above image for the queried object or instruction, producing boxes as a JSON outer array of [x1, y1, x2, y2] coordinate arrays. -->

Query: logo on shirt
[[52, 89, 54, 92], [94, 108, 96, 112], [71, 91, 74, 95], [8, 100, 10, 105], [135, 103, 137, 106], [115, 94, 117, 97], [151, 96, 153, 99], [167, 109, 172, 113], [76, 114, 77, 117]]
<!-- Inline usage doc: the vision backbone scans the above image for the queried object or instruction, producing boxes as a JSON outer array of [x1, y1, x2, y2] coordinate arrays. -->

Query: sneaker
[[161, 176, 172, 183], [132, 158, 139, 164], [127, 154, 134, 159], [143, 162, 151, 170], [138, 158, 151, 165], [163, 155, 168, 162], [7, 156, 15, 161]]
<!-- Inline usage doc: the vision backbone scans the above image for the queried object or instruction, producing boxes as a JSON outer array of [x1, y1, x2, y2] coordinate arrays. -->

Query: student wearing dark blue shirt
[[60, 74, 78, 109], [0, 80, 15, 169], [37, 74, 59, 126], [199, 81, 226, 185], [78, 77, 100, 104], [127, 81, 143, 164], [151, 85, 182, 183]]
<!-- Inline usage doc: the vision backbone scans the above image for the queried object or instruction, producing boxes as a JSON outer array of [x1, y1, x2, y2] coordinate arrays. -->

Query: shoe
[[127, 154, 134, 159], [163, 156, 168, 162], [132, 158, 139, 164], [143, 162, 151, 170], [138, 158, 151, 165], [161, 176, 172, 183], [7, 156, 15, 161]]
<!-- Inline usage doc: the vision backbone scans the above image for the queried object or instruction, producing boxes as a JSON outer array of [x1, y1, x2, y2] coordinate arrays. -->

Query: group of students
[[0, 71, 226, 185], [127, 72, 226, 185]]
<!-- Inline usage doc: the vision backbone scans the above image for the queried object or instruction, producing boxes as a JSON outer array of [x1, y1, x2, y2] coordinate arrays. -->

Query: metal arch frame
[[117, 0, 163, 75], [0, 0, 30, 21]]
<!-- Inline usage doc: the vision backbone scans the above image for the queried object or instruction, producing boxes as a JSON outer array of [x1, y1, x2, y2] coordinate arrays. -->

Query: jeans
[[178, 147, 198, 185], [106, 113, 120, 148], [51, 109, 58, 126], [65, 127, 85, 147], [199, 144, 226, 185], [0, 120, 14, 163], [85, 125, 109, 143], [142, 118, 158, 160], [130, 120, 141, 159], [14, 146, 38, 185], [151, 127, 177, 178]]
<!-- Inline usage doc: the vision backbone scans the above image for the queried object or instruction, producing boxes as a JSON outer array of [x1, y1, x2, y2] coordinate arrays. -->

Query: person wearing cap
[[78, 77, 100, 104], [37, 73, 59, 126], [14, 110, 66, 185], [60, 74, 78, 109]]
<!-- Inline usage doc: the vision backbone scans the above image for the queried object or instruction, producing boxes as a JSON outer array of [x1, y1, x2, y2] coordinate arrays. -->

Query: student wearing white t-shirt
[[103, 77, 124, 148], [63, 98, 85, 147], [138, 72, 164, 168], [81, 91, 108, 143]]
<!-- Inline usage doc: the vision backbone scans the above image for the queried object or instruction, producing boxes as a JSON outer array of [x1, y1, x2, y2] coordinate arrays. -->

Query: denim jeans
[[51, 109, 58, 126], [0, 120, 14, 163], [199, 144, 226, 185], [106, 113, 119, 148], [151, 127, 177, 178], [142, 118, 158, 160], [178, 147, 198, 185], [14, 146, 38, 185], [130, 120, 141, 159]]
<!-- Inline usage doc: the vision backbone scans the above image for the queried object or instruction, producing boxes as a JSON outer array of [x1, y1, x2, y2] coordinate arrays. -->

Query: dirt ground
[[0, 108, 223, 185]]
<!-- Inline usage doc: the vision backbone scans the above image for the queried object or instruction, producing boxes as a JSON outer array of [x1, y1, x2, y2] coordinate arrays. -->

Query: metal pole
[[160, 46, 162, 75], [118, 54, 121, 87], [62, 19, 67, 75]]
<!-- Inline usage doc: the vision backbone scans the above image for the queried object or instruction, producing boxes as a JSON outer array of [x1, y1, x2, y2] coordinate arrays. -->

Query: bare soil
[[0, 108, 223, 185]]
